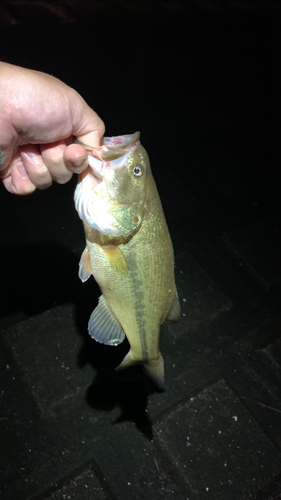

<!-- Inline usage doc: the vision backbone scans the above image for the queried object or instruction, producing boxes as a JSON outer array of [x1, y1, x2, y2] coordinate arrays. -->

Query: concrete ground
[[1, 1, 281, 499]]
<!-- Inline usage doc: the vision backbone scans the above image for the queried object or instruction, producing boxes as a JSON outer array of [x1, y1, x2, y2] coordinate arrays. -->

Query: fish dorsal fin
[[79, 247, 92, 282], [166, 290, 181, 321], [101, 245, 129, 275], [88, 295, 125, 346]]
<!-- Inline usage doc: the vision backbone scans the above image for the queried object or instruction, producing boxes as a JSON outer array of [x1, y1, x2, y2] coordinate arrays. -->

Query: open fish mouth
[[75, 132, 140, 179], [102, 131, 140, 155]]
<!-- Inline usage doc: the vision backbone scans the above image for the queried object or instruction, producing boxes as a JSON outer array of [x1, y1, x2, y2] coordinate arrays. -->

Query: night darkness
[[1, 2, 281, 500]]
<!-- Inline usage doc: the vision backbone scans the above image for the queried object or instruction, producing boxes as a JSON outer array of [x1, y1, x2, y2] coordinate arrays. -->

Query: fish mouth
[[75, 132, 140, 179], [102, 131, 140, 157]]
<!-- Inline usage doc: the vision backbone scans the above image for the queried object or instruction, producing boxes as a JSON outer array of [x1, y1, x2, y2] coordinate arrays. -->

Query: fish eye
[[132, 164, 143, 177]]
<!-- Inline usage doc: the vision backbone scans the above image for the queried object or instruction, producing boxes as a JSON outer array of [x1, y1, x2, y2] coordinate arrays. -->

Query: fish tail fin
[[115, 349, 140, 371], [116, 350, 165, 390], [143, 353, 165, 390]]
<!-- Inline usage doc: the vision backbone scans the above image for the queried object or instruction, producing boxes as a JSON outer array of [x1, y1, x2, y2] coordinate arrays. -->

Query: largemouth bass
[[74, 132, 180, 388]]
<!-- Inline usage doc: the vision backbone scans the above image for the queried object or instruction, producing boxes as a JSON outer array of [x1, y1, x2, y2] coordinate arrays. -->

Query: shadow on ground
[[75, 293, 159, 440], [0, 239, 160, 439]]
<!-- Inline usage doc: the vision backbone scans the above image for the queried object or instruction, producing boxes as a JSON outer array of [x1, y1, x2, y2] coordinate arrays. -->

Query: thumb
[[76, 129, 104, 149], [73, 101, 105, 148]]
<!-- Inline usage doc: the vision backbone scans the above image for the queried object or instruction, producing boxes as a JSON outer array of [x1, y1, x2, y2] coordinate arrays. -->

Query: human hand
[[0, 62, 105, 195]]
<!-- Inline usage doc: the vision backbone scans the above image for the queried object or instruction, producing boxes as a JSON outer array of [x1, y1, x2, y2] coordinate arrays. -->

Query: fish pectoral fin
[[79, 247, 92, 282], [88, 295, 125, 346], [166, 289, 181, 321], [101, 245, 129, 275]]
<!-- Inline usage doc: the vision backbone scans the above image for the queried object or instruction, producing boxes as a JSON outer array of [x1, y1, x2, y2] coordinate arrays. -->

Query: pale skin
[[0, 62, 105, 195]]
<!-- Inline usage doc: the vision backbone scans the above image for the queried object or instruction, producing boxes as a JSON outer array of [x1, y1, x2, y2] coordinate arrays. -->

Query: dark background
[[1, 2, 281, 500], [0, 1, 280, 322]]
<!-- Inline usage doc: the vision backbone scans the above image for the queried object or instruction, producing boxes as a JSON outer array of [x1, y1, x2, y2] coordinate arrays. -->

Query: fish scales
[[74, 132, 180, 387]]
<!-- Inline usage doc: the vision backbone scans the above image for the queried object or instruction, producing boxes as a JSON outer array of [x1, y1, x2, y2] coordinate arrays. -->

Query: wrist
[[0, 63, 20, 161], [0, 62, 15, 123]]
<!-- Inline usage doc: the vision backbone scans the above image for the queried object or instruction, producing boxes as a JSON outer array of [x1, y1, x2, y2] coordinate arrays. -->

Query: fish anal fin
[[79, 247, 92, 282], [101, 245, 129, 275], [166, 290, 181, 321], [88, 295, 125, 346]]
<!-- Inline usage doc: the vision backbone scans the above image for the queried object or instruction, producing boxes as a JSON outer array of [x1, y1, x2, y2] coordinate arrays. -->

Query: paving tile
[[222, 335, 281, 449], [172, 252, 232, 336], [3, 401, 184, 500], [255, 476, 281, 500], [184, 238, 281, 322], [155, 379, 281, 500], [33, 464, 113, 500], [0, 304, 94, 419], [102, 421, 192, 500], [0, 350, 30, 491], [221, 219, 281, 293], [0, 401, 121, 500]]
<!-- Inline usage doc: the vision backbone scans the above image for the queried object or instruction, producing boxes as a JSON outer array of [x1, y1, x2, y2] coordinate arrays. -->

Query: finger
[[40, 140, 73, 184], [73, 104, 105, 148], [20, 145, 53, 190], [76, 129, 104, 149], [2, 157, 36, 195], [63, 143, 88, 173], [0, 145, 18, 176]]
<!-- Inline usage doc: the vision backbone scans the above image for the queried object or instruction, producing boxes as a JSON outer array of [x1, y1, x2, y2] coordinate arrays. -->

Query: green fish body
[[74, 132, 180, 387]]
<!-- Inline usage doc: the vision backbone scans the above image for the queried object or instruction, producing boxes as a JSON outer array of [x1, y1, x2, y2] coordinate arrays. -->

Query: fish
[[74, 131, 180, 388]]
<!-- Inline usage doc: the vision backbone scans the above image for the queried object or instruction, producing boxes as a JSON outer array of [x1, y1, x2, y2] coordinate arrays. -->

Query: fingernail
[[16, 163, 29, 179], [22, 151, 38, 159], [70, 156, 86, 168]]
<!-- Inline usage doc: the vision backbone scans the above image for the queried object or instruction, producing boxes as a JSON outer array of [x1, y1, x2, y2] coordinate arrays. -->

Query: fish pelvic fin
[[88, 295, 125, 346], [116, 350, 165, 390], [166, 289, 181, 322], [101, 245, 129, 275], [79, 247, 92, 282]]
